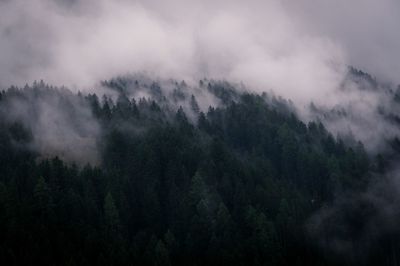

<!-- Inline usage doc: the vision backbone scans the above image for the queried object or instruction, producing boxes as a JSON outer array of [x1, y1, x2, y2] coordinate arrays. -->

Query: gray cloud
[[284, 0, 400, 85], [1, 0, 400, 156], [0, 0, 346, 104], [1, 0, 398, 93]]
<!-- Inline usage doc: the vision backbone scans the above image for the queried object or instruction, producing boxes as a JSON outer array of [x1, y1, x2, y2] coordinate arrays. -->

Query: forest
[[0, 77, 396, 265]]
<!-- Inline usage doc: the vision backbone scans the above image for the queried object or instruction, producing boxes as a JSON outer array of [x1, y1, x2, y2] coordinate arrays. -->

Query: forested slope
[[0, 78, 385, 265]]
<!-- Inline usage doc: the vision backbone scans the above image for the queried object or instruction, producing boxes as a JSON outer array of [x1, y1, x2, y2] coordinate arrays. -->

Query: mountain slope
[[0, 77, 390, 265]]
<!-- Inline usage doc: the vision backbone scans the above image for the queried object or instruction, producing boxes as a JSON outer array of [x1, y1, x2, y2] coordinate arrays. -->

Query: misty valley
[[1, 73, 400, 265]]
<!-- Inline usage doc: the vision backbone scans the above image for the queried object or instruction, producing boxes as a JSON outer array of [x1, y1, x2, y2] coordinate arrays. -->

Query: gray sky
[[0, 0, 398, 103], [285, 0, 400, 84]]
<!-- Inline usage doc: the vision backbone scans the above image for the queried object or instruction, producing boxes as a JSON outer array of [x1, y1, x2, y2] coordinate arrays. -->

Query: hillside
[[0, 77, 385, 265]]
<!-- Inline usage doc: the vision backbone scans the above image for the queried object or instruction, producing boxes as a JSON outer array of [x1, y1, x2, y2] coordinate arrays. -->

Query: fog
[[1, 0, 399, 156], [286, 0, 400, 84], [0, 85, 101, 164], [0, 0, 345, 105]]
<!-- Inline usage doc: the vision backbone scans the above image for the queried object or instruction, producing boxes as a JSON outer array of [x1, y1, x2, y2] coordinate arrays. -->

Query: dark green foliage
[[0, 82, 377, 265]]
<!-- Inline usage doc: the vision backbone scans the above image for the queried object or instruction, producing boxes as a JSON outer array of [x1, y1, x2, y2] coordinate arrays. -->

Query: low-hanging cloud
[[1, 0, 400, 155], [0, 0, 348, 106], [285, 0, 400, 85], [2, 0, 399, 100], [0, 84, 101, 164]]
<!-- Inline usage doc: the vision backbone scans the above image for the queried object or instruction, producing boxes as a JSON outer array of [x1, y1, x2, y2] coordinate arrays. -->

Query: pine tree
[[190, 95, 200, 114], [33, 176, 53, 222], [154, 240, 171, 266], [104, 192, 121, 235]]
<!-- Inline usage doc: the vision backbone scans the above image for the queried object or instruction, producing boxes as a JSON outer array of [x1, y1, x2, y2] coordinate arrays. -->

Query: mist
[[0, 83, 101, 164], [308, 167, 400, 263], [1, 0, 400, 154], [286, 0, 400, 84], [0, 0, 346, 104]]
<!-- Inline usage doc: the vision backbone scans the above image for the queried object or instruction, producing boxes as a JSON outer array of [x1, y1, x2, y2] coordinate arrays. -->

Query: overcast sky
[[286, 0, 400, 84], [0, 0, 398, 102]]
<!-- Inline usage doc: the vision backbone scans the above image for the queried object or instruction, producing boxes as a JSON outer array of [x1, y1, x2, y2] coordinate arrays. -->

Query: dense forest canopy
[[1, 74, 399, 265]]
